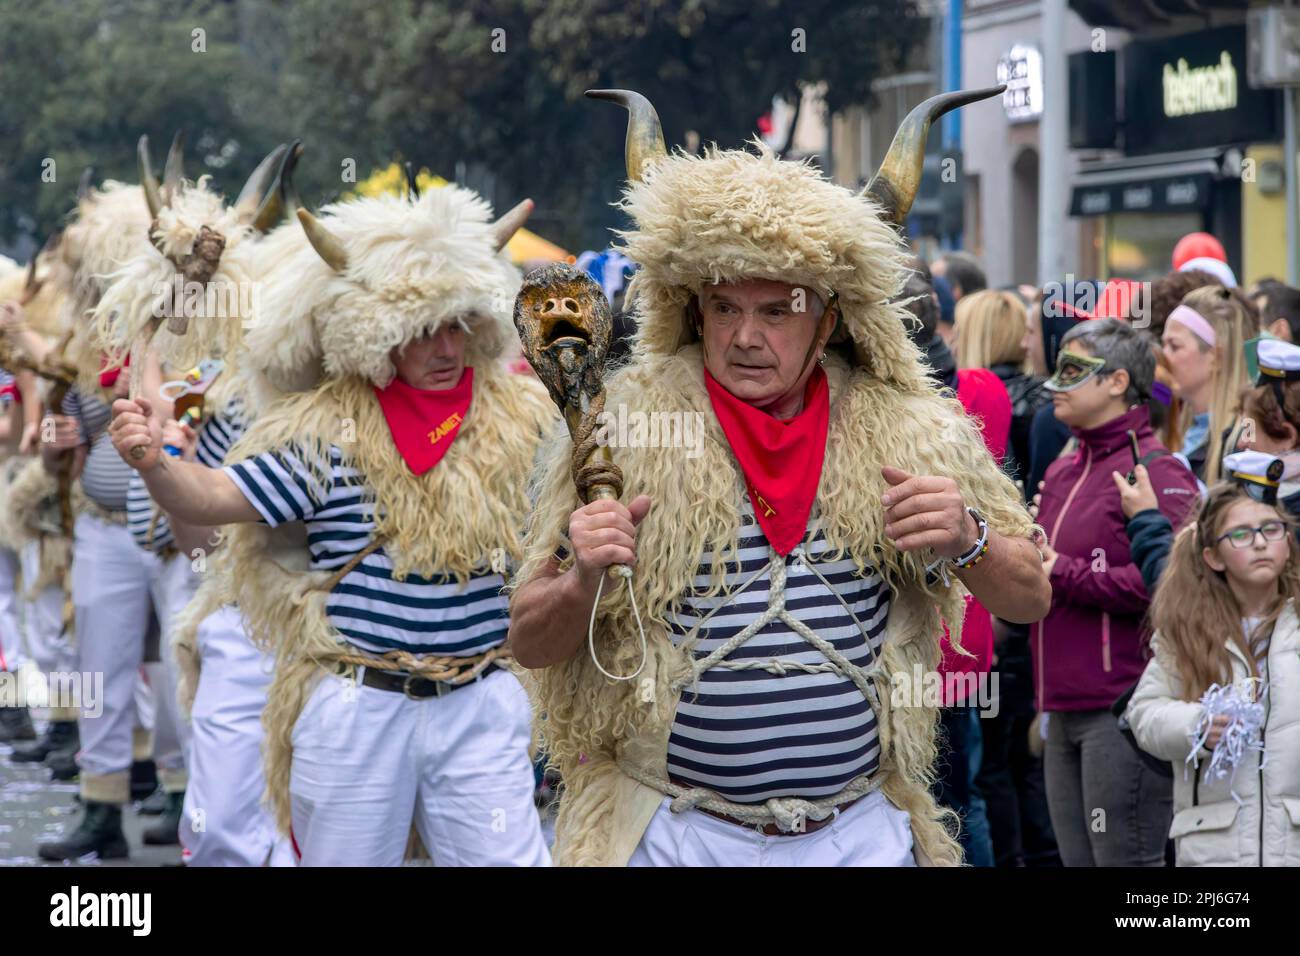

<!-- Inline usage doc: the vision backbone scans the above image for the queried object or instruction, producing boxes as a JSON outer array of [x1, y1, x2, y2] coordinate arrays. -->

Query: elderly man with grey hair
[[1032, 318, 1198, 866]]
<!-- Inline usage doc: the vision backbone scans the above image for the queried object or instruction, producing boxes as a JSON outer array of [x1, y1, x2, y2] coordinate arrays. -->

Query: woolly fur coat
[[513, 145, 1036, 866]]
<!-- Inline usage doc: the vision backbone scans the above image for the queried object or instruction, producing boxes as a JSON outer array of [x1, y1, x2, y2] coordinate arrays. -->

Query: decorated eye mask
[[1044, 349, 1107, 393]]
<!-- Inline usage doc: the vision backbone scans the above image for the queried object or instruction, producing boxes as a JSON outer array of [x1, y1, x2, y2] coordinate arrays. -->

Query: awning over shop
[[505, 228, 568, 264], [1069, 151, 1222, 216]]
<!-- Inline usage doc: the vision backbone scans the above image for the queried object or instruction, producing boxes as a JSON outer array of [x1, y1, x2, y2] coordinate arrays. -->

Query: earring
[[817, 352, 826, 365]]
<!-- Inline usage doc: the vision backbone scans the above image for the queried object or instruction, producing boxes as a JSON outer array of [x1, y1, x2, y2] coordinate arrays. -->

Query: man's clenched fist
[[569, 495, 653, 586], [109, 397, 163, 470]]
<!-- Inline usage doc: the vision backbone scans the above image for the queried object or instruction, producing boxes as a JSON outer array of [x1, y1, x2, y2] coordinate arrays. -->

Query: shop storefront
[[1069, 24, 1283, 281]]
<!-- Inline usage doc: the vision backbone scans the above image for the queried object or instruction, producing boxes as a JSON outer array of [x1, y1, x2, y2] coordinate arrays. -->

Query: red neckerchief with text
[[704, 365, 829, 555], [372, 367, 474, 476]]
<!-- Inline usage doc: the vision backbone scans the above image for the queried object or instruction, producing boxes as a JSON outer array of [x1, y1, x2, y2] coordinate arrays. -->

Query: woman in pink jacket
[[1035, 319, 1199, 866]]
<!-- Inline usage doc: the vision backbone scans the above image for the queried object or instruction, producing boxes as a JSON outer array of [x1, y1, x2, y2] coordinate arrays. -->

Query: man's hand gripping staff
[[513, 263, 652, 680]]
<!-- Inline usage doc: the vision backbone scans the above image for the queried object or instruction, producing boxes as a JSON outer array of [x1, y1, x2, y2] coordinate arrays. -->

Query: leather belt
[[668, 777, 866, 837], [360, 661, 500, 699]]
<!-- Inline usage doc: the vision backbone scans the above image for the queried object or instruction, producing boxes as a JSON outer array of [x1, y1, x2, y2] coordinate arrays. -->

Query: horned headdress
[[92, 133, 302, 378], [240, 177, 533, 394], [587, 87, 1003, 387]]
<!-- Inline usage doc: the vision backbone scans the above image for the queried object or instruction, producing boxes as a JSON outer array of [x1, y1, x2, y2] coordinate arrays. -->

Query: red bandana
[[373, 367, 474, 476], [98, 353, 130, 389], [704, 366, 830, 555]]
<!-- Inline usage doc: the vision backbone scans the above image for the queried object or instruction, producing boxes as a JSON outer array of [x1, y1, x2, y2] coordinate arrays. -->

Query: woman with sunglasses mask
[[1034, 318, 1200, 866]]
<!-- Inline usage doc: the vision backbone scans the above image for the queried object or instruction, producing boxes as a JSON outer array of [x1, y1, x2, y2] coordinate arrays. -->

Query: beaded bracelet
[[951, 508, 990, 570]]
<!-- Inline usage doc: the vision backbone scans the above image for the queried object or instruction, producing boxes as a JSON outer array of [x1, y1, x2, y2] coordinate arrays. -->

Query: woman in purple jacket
[[1035, 319, 1199, 866]]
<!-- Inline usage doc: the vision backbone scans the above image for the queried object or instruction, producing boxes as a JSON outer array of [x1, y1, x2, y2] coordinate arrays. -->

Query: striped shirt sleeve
[[195, 398, 246, 469], [223, 444, 328, 527], [126, 470, 175, 552]]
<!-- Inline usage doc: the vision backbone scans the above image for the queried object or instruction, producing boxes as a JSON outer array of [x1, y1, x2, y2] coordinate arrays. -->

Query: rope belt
[[315, 643, 513, 685], [629, 540, 891, 833], [309, 534, 513, 684], [620, 760, 890, 834], [79, 498, 129, 526]]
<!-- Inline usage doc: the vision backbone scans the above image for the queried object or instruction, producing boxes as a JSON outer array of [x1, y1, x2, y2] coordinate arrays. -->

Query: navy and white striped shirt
[[665, 507, 889, 804], [224, 443, 509, 657], [127, 396, 248, 552], [62, 389, 131, 511]]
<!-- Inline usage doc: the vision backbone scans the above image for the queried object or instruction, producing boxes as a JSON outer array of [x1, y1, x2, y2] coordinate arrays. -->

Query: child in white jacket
[[1127, 473, 1300, 866]]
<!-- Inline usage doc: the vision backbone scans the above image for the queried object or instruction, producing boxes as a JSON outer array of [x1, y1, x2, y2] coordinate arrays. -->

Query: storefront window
[[1103, 211, 1203, 280]]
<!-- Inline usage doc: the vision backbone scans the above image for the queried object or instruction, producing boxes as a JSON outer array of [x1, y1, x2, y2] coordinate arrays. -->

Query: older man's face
[[698, 279, 833, 417]]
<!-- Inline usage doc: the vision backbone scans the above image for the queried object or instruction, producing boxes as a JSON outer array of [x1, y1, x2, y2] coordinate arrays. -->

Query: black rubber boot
[[142, 791, 184, 845], [129, 759, 158, 802], [0, 706, 36, 743], [10, 719, 77, 763], [37, 801, 129, 861], [47, 747, 80, 782], [137, 786, 168, 815]]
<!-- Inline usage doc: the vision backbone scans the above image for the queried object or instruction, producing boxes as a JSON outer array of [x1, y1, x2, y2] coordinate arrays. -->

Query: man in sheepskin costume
[[92, 137, 301, 864], [0, 235, 80, 768], [110, 178, 556, 866], [509, 89, 1051, 866], [35, 175, 164, 861]]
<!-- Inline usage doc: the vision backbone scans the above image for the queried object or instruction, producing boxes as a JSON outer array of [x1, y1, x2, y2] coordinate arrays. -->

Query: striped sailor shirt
[[62, 389, 131, 511], [665, 505, 889, 804], [223, 442, 509, 657]]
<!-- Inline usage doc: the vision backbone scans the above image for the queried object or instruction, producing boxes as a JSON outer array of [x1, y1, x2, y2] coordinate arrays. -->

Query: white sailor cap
[[1222, 450, 1285, 504], [1257, 338, 1300, 383]]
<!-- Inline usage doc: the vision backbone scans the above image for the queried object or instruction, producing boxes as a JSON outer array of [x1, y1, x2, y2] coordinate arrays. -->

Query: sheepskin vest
[[176, 364, 556, 834], [519, 346, 1036, 866]]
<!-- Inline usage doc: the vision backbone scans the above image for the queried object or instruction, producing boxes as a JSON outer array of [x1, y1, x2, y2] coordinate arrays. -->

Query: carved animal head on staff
[[513, 262, 612, 413]]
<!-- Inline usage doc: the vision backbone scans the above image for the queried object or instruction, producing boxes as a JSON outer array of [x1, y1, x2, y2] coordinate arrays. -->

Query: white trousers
[[181, 604, 293, 866], [72, 515, 167, 783], [290, 667, 550, 867], [627, 790, 919, 867], [148, 553, 201, 785], [18, 541, 74, 677], [0, 546, 22, 673]]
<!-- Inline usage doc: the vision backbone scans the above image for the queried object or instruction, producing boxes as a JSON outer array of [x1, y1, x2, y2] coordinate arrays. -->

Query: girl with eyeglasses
[[1125, 482, 1300, 866]]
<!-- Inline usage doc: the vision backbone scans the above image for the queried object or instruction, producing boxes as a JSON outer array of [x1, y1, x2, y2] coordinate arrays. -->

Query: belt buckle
[[402, 674, 447, 700]]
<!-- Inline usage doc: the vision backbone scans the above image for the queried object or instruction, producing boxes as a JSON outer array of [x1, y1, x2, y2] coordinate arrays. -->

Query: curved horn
[[77, 167, 95, 201], [234, 143, 289, 224], [162, 129, 186, 201], [251, 140, 303, 232], [586, 89, 668, 183], [865, 86, 1004, 226], [491, 198, 533, 252], [296, 208, 349, 272], [137, 135, 163, 219], [404, 161, 421, 202]]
